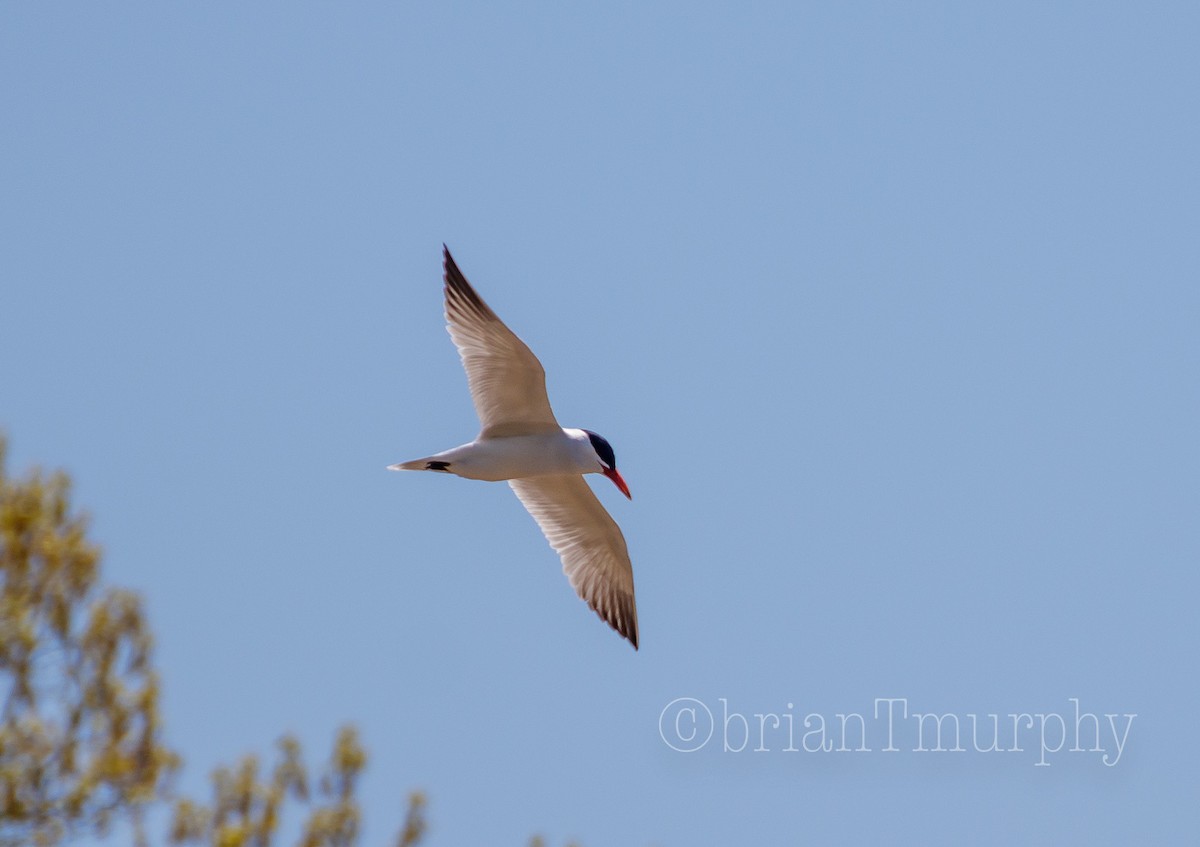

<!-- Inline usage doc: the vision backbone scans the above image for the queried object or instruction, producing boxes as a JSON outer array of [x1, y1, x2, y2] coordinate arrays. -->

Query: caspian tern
[[389, 247, 638, 649]]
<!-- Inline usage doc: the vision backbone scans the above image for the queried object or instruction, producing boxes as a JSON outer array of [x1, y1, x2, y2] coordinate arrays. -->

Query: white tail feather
[[387, 458, 436, 471]]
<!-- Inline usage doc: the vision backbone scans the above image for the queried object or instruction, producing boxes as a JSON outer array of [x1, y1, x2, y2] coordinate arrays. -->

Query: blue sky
[[2, 2, 1197, 844]]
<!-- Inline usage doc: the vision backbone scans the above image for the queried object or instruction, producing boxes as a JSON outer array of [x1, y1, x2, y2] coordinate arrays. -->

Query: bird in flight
[[389, 247, 638, 649]]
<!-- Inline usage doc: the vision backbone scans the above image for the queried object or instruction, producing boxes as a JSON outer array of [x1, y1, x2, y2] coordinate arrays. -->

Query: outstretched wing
[[443, 247, 560, 438], [509, 475, 639, 649]]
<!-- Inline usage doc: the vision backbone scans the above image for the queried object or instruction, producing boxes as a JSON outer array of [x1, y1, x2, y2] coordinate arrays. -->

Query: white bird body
[[389, 247, 639, 649], [392, 428, 601, 482]]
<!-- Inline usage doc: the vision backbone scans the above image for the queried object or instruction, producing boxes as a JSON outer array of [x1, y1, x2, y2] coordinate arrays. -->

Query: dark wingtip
[[442, 247, 494, 320], [442, 246, 462, 287], [614, 604, 638, 650]]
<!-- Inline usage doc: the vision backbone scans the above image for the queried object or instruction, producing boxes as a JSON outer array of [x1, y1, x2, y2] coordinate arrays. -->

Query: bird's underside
[[389, 247, 639, 649]]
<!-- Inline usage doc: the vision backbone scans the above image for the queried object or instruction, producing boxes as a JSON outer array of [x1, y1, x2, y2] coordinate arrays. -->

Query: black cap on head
[[582, 430, 616, 469]]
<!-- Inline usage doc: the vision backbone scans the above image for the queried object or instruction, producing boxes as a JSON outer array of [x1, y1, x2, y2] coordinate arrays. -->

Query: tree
[[167, 729, 427, 847], [0, 435, 175, 846], [0, 436, 430, 847]]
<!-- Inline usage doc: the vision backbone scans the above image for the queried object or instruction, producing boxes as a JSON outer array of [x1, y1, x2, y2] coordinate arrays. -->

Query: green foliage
[[0, 435, 579, 846], [168, 729, 426, 847], [0, 435, 177, 846]]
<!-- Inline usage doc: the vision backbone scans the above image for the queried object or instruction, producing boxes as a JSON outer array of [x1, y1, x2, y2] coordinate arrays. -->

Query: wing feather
[[508, 476, 639, 649], [443, 247, 559, 436]]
